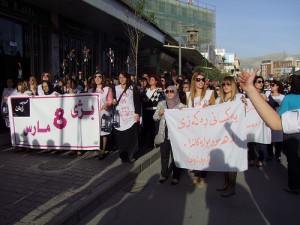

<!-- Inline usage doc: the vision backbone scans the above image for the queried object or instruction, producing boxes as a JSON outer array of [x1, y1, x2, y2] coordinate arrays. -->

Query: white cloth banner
[[165, 101, 248, 172], [8, 94, 101, 150], [282, 109, 300, 134], [245, 100, 271, 144]]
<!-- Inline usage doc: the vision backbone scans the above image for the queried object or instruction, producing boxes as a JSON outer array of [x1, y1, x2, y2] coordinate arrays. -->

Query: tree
[[193, 66, 229, 82], [123, 0, 155, 76]]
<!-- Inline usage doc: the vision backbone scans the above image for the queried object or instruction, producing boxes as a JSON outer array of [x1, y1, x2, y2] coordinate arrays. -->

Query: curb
[[47, 147, 161, 225], [0, 132, 10, 146]]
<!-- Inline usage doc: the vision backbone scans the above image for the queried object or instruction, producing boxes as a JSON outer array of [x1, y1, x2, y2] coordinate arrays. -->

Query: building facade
[[142, 0, 216, 52], [261, 58, 300, 80], [0, 0, 165, 85]]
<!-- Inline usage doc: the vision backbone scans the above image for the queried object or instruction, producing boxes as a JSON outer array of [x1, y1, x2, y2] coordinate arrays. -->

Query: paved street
[[0, 144, 160, 225], [79, 156, 300, 225], [0, 142, 299, 225]]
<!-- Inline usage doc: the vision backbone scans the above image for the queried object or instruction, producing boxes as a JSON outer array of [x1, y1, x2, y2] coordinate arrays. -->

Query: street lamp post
[[178, 24, 197, 76], [107, 48, 114, 78]]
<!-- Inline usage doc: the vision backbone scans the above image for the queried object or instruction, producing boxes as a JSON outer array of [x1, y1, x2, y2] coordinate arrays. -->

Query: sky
[[203, 0, 300, 58]]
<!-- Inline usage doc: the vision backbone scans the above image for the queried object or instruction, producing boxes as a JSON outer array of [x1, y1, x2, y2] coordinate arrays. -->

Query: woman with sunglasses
[[88, 71, 113, 160], [238, 70, 300, 195], [186, 72, 215, 188], [267, 80, 285, 161], [216, 76, 244, 197], [27, 76, 38, 96], [247, 76, 268, 167], [153, 85, 185, 185], [114, 71, 141, 163]]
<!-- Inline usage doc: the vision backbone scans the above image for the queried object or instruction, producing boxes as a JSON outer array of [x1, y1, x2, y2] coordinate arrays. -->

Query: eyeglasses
[[195, 78, 205, 82], [271, 83, 276, 87], [215, 88, 220, 91], [161, 80, 165, 82], [256, 80, 263, 84], [94, 75, 102, 79], [222, 82, 231, 86], [165, 89, 175, 94]]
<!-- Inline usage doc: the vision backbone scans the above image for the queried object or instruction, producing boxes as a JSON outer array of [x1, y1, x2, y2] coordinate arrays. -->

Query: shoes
[[248, 160, 255, 167], [171, 178, 179, 185], [129, 158, 136, 164], [216, 185, 228, 191], [198, 178, 206, 188], [68, 150, 76, 156], [190, 177, 199, 186], [14, 147, 23, 153], [276, 157, 281, 162], [257, 161, 263, 167], [283, 186, 299, 195], [266, 156, 273, 161], [159, 177, 168, 184], [221, 189, 235, 197], [94, 150, 102, 158], [97, 153, 107, 160]]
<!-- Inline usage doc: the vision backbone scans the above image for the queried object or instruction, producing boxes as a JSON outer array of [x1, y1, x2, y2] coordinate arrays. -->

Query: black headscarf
[[42, 81, 55, 95]]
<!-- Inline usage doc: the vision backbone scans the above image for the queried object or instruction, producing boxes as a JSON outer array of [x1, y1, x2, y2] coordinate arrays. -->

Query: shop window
[[0, 17, 23, 56]]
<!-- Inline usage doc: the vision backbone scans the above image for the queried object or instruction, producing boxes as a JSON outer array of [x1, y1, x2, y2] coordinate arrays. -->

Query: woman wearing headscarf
[[153, 85, 185, 185], [42, 81, 59, 96]]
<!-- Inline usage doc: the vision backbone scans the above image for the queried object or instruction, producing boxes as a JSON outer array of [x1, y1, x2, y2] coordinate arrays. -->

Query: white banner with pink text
[[164, 101, 248, 172], [244, 100, 271, 144], [8, 94, 101, 150]]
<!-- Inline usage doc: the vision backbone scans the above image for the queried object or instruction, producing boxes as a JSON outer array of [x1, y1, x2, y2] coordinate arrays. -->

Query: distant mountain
[[239, 53, 300, 69]]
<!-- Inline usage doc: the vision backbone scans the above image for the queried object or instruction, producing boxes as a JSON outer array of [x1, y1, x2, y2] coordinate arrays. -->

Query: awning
[[163, 45, 213, 68]]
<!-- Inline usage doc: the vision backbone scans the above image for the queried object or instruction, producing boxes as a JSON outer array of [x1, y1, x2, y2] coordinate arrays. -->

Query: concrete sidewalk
[[0, 145, 160, 225]]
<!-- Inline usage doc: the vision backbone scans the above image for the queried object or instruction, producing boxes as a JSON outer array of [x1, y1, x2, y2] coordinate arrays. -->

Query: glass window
[[0, 17, 23, 56]]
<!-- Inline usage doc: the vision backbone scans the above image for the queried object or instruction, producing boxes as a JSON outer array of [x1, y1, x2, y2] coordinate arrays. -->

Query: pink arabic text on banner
[[164, 101, 248, 172], [8, 94, 101, 150]]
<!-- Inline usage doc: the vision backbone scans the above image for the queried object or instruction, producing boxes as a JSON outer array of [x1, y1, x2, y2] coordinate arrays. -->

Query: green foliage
[[132, 0, 156, 24], [193, 66, 229, 82]]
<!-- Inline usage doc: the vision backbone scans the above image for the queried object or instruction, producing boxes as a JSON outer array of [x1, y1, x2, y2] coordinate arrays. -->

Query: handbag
[[154, 102, 168, 146], [154, 132, 165, 145]]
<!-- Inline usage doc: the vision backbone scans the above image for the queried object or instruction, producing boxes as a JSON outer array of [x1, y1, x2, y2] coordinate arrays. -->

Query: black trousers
[[284, 133, 300, 190], [267, 142, 283, 158], [115, 123, 139, 161], [248, 142, 267, 161], [143, 109, 156, 146], [160, 139, 180, 179]]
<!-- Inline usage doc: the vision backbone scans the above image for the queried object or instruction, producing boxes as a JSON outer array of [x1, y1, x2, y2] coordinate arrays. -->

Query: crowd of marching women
[[1, 69, 300, 196]]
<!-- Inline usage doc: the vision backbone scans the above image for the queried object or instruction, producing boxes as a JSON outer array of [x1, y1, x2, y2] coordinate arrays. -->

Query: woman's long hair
[[17, 80, 28, 94], [119, 71, 132, 91], [219, 76, 238, 103], [28, 76, 38, 90], [289, 75, 300, 94], [40, 72, 52, 82], [149, 75, 161, 88], [188, 72, 207, 107], [253, 76, 265, 92], [272, 80, 285, 95], [91, 71, 106, 93]]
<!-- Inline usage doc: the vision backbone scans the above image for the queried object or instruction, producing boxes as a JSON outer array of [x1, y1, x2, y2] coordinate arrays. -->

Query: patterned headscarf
[[166, 85, 181, 109]]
